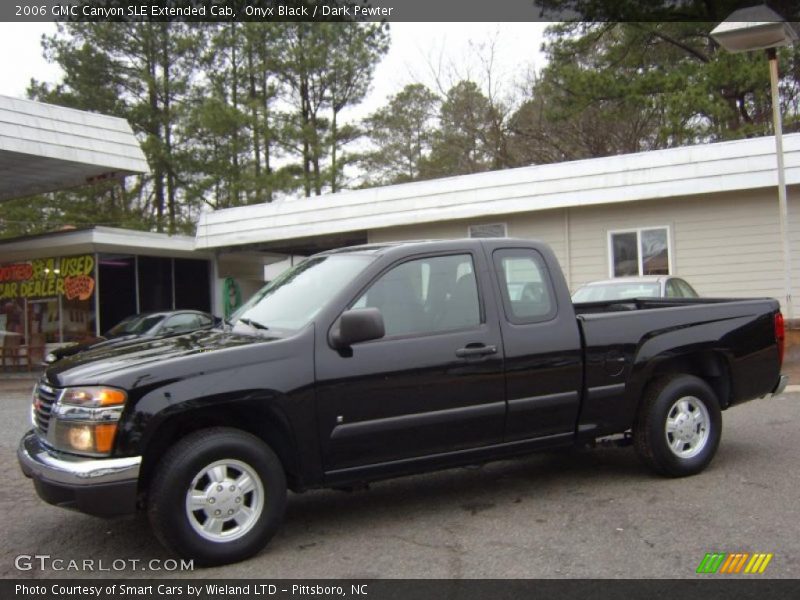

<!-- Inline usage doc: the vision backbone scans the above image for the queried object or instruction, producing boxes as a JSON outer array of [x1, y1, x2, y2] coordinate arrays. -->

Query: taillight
[[775, 312, 785, 367]]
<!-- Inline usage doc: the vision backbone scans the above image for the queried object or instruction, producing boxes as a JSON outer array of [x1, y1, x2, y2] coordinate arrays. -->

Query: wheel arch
[[643, 350, 732, 410], [137, 401, 302, 501]]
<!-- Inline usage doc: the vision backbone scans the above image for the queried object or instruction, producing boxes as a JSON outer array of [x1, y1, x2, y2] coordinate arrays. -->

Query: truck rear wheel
[[634, 374, 721, 477], [147, 427, 287, 566]]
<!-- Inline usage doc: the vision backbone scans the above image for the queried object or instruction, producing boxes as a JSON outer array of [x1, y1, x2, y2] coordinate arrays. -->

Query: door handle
[[455, 344, 498, 358]]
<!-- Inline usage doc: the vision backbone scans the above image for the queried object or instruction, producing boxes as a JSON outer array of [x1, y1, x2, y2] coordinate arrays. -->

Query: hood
[[66, 333, 143, 354], [49, 336, 116, 360], [44, 327, 289, 390]]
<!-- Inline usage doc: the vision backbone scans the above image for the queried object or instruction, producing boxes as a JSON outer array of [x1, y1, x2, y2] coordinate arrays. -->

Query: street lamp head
[[710, 5, 798, 53]]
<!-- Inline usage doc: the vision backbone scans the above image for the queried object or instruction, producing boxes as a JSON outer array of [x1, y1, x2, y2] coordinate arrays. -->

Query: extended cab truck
[[18, 239, 787, 566]]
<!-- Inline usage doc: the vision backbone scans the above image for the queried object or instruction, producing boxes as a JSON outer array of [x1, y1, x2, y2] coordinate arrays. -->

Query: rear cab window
[[492, 249, 557, 324]]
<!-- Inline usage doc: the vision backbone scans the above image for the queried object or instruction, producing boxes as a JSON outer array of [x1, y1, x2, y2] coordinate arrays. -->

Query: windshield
[[572, 282, 660, 302], [106, 314, 165, 336], [231, 254, 373, 333]]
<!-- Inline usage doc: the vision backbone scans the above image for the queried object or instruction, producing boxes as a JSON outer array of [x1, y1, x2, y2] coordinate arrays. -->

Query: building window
[[138, 256, 174, 313], [0, 254, 97, 354], [174, 258, 212, 312], [98, 255, 136, 334], [608, 227, 671, 277], [468, 223, 507, 238]]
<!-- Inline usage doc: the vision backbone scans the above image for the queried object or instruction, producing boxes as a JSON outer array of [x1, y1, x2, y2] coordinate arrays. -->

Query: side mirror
[[331, 307, 385, 349]]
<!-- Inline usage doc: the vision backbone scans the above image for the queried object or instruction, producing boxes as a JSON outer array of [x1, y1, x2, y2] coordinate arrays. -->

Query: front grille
[[33, 382, 59, 435]]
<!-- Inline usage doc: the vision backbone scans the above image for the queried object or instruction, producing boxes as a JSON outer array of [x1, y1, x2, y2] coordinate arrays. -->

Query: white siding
[[369, 188, 800, 314], [507, 210, 570, 281], [197, 134, 800, 250], [566, 189, 795, 303], [369, 220, 473, 243], [369, 211, 568, 268], [194, 133, 800, 318]]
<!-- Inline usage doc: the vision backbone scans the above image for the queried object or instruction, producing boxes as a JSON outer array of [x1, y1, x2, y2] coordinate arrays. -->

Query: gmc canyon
[[18, 239, 787, 566]]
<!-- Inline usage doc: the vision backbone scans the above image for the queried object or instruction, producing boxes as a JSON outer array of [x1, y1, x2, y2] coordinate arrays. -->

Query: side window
[[676, 279, 698, 297], [163, 313, 200, 333], [666, 280, 680, 298], [354, 254, 481, 337], [493, 249, 556, 323]]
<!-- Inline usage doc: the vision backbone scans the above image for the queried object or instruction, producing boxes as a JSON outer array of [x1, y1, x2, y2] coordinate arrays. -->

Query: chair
[[1, 335, 24, 371]]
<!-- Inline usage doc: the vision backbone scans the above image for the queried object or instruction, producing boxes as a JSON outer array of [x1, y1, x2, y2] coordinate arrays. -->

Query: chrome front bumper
[[772, 375, 789, 396], [18, 430, 141, 486], [18, 430, 141, 516]]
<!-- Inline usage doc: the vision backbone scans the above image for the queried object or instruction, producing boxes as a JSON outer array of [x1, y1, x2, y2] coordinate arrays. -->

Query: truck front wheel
[[634, 374, 722, 477], [147, 428, 287, 566]]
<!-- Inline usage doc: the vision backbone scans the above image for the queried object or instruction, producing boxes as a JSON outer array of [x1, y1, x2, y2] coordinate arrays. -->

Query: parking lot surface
[[1, 376, 798, 579]]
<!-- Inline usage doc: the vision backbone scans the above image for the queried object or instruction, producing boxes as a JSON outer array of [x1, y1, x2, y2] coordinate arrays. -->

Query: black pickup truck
[[18, 239, 787, 566]]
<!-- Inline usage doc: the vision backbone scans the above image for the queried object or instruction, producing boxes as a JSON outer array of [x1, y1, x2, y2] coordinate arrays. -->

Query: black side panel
[[578, 298, 781, 438], [324, 432, 574, 487], [488, 246, 583, 442], [315, 247, 507, 475]]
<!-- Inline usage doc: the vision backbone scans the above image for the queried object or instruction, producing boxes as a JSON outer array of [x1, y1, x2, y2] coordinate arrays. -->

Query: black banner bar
[[4, 579, 800, 600], [2, 0, 799, 23]]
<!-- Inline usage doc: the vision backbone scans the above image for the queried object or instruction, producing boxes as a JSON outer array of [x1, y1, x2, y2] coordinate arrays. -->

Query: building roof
[[0, 95, 149, 202], [0, 226, 207, 262], [195, 133, 800, 251]]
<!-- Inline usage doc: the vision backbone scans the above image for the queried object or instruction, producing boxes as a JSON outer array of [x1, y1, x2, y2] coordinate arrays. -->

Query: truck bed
[[572, 296, 759, 315], [573, 296, 782, 440]]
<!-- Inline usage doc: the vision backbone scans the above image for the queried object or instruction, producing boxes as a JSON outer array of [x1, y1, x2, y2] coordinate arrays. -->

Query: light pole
[[711, 5, 798, 321]]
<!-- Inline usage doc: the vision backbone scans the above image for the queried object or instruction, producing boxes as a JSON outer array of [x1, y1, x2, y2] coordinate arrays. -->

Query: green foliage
[[426, 80, 507, 177], [6, 16, 800, 242], [268, 22, 389, 196], [362, 84, 441, 185], [507, 22, 800, 164], [537, 0, 800, 21], [5, 21, 389, 240], [0, 181, 151, 239], [362, 79, 509, 183], [22, 22, 202, 235]]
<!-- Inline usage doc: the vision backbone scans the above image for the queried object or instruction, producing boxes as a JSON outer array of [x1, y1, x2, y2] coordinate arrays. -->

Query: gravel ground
[[0, 375, 798, 579]]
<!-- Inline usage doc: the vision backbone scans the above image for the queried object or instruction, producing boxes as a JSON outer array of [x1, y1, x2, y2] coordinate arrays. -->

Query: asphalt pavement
[[0, 374, 798, 579]]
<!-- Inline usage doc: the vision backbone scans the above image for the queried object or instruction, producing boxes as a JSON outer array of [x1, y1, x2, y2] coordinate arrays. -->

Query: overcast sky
[[0, 22, 549, 115]]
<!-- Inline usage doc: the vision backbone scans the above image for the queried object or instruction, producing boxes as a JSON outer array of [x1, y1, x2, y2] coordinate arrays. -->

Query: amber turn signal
[[61, 386, 127, 407]]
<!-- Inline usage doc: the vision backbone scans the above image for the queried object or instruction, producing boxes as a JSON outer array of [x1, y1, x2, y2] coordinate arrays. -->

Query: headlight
[[48, 386, 127, 456], [44, 352, 57, 364], [52, 422, 119, 455], [61, 386, 126, 408]]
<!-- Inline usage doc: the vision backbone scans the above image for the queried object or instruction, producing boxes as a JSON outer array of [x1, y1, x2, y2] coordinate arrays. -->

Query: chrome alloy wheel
[[185, 459, 265, 542], [664, 396, 711, 459]]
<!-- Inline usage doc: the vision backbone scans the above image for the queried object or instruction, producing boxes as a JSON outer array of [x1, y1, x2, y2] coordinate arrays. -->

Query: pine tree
[[362, 84, 441, 184]]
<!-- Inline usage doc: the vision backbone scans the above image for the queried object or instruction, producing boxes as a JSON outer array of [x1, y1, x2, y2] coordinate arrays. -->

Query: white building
[[0, 94, 148, 201], [4, 96, 798, 342], [196, 133, 800, 318], [0, 96, 214, 364]]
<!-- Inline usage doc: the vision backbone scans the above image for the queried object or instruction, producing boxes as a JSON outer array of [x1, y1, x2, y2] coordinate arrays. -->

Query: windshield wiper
[[239, 317, 269, 331]]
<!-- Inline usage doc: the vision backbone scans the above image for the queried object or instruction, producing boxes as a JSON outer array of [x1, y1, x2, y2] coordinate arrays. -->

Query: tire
[[634, 374, 722, 477], [147, 427, 287, 567]]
